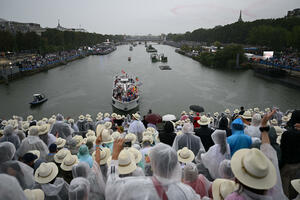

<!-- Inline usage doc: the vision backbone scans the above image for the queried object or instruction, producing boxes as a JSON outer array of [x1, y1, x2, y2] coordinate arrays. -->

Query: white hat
[[87, 118, 93, 122], [24, 189, 45, 200], [48, 118, 56, 125], [241, 110, 252, 119], [92, 147, 111, 165], [38, 125, 49, 135], [291, 179, 300, 194], [214, 112, 219, 117], [177, 147, 195, 163], [104, 113, 110, 118], [117, 150, 137, 175], [270, 119, 278, 126], [212, 179, 238, 200], [125, 133, 137, 144], [128, 147, 142, 163], [78, 115, 85, 120], [85, 114, 91, 118], [146, 127, 156, 134], [35, 162, 58, 184], [96, 124, 105, 137], [101, 129, 113, 144], [28, 150, 40, 162], [142, 135, 153, 144], [54, 149, 70, 163], [197, 116, 210, 126], [96, 116, 103, 121], [111, 131, 121, 140], [185, 118, 191, 123], [224, 109, 230, 115], [55, 137, 66, 148], [37, 120, 45, 127], [116, 115, 122, 120], [73, 135, 84, 147], [282, 116, 290, 123], [181, 111, 187, 115], [143, 131, 153, 137], [111, 113, 117, 118], [27, 115, 34, 121], [104, 122, 112, 129], [253, 107, 260, 113], [97, 112, 103, 117], [132, 113, 140, 120], [86, 130, 96, 137], [86, 136, 96, 144], [1, 120, 8, 126], [189, 111, 194, 115], [22, 122, 30, 131], [60, 154, 79, 171], [233, 109, 239, 114], [265, 108, 271, 113], [68, 118, 74, 124], [231, 148, 276, 190]]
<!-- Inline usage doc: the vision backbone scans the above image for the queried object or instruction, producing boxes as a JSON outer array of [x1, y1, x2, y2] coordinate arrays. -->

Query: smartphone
[[123, 141, 132, 148]]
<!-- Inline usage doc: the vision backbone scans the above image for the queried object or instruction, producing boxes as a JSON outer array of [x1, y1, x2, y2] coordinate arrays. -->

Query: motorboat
[[150, 53, 159, 62], [129, 46, 133, 51], [112, 73, 140, 111], [159, 53, 168, 62], [146, 45, 157, 52], [128, 57, 131, 61], [159, 65, 172, 70], [29, 94, 48, 105]]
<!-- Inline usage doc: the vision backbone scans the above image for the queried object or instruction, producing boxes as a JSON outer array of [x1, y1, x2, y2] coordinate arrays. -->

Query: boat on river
[[146, 45, 157, 53], [150, 53, 159, 62], [112, 73, 140, 111], [29, 94, 47, 106]]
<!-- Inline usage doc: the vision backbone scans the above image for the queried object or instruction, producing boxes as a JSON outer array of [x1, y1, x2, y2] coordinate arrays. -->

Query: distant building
[[238, 10, 243, 22], [0, 18, 45, 35], [287, 8, 300, 17], [56, 19, 87, 32]]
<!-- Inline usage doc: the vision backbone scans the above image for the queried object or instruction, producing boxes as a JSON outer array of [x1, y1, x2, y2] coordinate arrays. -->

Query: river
[[1, 44, 300, 119]]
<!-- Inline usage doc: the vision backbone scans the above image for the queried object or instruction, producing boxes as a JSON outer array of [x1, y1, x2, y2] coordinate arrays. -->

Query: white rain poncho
[[16, 126, 49, 159], [0, 160, 35, 189], [72, 162, 106, 200], [218, 159, 234, 179], [50, 120, 72, 140], [0, 125, 20, 150], [0, 174, 27, 200], [16, 130, 26, 141], [105, 143, 200, 200], [69, 177, 90, 200], [245, 113, 261, 139], [76, 119, 88, 132], [0, 141, 16, 163], [128, 120, 146, 142], [36, 177, 69, 200], [194, 149, 213, 181], [172, 123, 205, 156], [201, 130, 231, 179]]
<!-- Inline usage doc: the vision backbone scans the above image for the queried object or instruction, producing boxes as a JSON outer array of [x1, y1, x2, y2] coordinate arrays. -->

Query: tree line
[[167, 17, 300, 51], [0, 29, 124, 54]]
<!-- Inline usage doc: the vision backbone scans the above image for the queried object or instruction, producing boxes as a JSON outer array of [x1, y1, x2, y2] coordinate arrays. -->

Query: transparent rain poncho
[[69, 177, 90, 200], [201, 130, 231, 179], [105, 143, 200, 200], [76, 119, 88, 132], [0, 160, 35, 189], [172, 123, 205, 156], [72, 162, 106, 200], [218, 159, 234, 179], [16, 126, 49, 159], [39, 177, 69, 200], [50, 116, 72, 139], [0, 174, 27, 200], [0, 141, 16, 163], [194, 149, 213, 181], [0, 125, 20, 150], [128, 120, 146, 142], [245, 113, 261, 139]]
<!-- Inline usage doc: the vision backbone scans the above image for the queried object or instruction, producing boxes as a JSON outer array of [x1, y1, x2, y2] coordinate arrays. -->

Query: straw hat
[[104, 122, 112, 129], [87, 136, 97, 144], [177, 147, 195, 163], [28, 150, 40, 162], [189, 111, 194, 115], [270, 119, 278, 126], [78, 115, 85, 120], [27, 115, 34, 122], [224, 109, 230, 115], [143, 131, 153, 137], [132, 113, 140, 120], [116, 115, 122, 120], [128, 147, 142, 164], [146, 127, 156, 134], [68, 118, 74, 124], [291, 179, 300, 194], [86, 130, 96, 137], [265, 108, 271, 113], [282, 116, 290, 123], [48, 118, 56, 125], [92, 147, 111, 165], [73, 135, 84, 147], [253, 107, 260, 113], [185, 118, 191, 123], [197, 116, 210, 126], [241, 110, 252, 119], [55, 137, 66, 148], [111, 132, 121, 140], [142, 135, 153, 144], [233, 109, 240, 114], [111, 113, 117, 118], [181, 111, 187, 115], [96, 124, 105, 137], [24, 189, 45, 200], [97, 112, 103, 117], [101, 129, 113, 144], [87, 118, 93, 122], [125, 133, 137, 144], [22, 122, 30, 131], [212, 179, 238, 200], [60, 154, 79, 171], [38, 125, 49, 135], [231, 148, 276, 190], [85, 114, 91, 118], [28, 126, 40, 136], [37, 120, 45, 127], [117, 150, 137, 175], [96, 116, 103, 121], [54, 149, 70, 163], [1, 120, 7, 126], [104, 113, 110, 118], [35, 162, 58, 184], [214, 112, 219, 117]]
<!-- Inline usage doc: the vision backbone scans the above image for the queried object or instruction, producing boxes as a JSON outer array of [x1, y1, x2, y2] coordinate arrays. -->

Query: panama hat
[[111, 113, 117, 118], [241, 110, 252, 119], [85, 114, 91, 118], [54, 149, 70, 163], [35, 162, 58, 184], [37, 120, 45, 127], [78, 115, 85, 120], [1, 120, 8, 126], [86, 136, 97, 144], [28, 150, 40, 162], [214, 112, 220, 117], [97, 112, 103, 117], [101, 129, 113, 144], [253, 107, 260, 113], [231, 148, 276, 190], [42, 117, 48, 123], [224, 109, 230, 115], [233, 109, 240, 114], [96, 124, 105, 137], [38, 125, 49, 135], [177, 147, 195, 163], [22, 122, 30, 131], [28, 126, 40, 136], [189, 111, 194, 115], [270, 119, 278, 126], [68, 118, 74, 124], [291, 179, 300, 194], [197, 116, 211, 126], [265, 108, 271, 112], [116, 115, 122, 120], [92, 147, 111, 165], [104, 113, 110, 118], [111, 131, 121, 140], [125, 133, 137, 144], [117, 150, 137, 175], [86, 130, 96, 137], [212, 179, 239, 200], [55, 137, 66, 148], [142, 135, 153, 144], [128, 147, 142, 164], [143, 131, 153, 137], [104, 122, 112, 129], [86, 118, 93, 122], [96, 116, 103, 121], [132, 113, 140, 120], [27, 115, 34, 122], [60, 154, 79, 171], [73, 135, 84, 147], [181, 111, 187, 115], [282, 116, 290, 123], [24, 189, 45, 200], [48, 118, 56, 125], [146, 127, 156, 134]]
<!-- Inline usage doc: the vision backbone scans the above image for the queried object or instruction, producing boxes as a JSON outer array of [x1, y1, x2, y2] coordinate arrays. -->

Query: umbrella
[[189, 105, 205, 113], [145, 113, 162, 124], [162, 114, 176, 121]]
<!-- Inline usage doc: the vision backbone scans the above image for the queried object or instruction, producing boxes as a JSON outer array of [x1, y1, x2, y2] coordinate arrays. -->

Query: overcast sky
[[0, 0, 299, 35]]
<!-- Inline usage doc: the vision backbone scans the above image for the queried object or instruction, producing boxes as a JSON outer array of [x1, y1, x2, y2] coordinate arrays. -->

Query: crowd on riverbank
[[0, 107, 299, 200]]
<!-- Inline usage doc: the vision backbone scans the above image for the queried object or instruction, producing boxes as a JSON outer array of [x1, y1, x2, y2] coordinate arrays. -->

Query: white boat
[[112, 74, 140, 111]]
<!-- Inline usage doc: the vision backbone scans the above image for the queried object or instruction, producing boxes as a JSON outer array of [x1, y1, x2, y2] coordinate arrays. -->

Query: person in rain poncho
[[244, 113, 262, 140], [77, 115, 88, 133], [227, 118, 252, 156], [69, 177, 90, 200], [68, 118, 79, 133], [172, 122, 205, 157], [49, 114, 72, 140], [128, 113, 146, 143], [0, 174, 27, 200], [16, 126, 49, 160], [158, 121, 177, 147], [77, 144, 94, 168], [0, 124, 20, 150], [218, 159, 234, 180], [183, 162, 212, 199], [34, 162, 69, 200], [201, 130, 231, 179], [195, 116, 215, 151], [0, 141, 16, 163], [194, 149, 213, 181], [217, 116, 232, 137], [105, 139, 200, 200], [72, 162, 106, 200]]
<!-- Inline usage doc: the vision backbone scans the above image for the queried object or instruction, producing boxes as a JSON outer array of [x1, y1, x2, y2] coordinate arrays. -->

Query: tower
[[238, 10, 243, 22]]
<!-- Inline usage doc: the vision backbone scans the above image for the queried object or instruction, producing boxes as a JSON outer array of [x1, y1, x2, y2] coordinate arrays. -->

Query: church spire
[[238, 10, 243, 22]]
